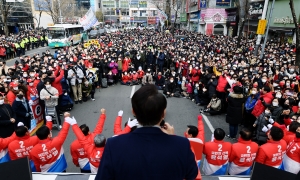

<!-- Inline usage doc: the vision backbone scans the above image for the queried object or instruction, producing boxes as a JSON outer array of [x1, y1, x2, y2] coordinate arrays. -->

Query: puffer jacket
[[67, 67, 84, 86], [270, 106, 283, 123], [254, 112, 271, 143], [216, 75, 227, 93], [251, 92, 274, 118], [209, 98, 221, 111], [40, 86, 59, 107], [226, 93, 245, 125]]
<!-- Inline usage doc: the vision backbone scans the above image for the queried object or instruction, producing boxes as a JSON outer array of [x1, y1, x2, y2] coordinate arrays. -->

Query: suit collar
[[133, 127, 165, 134]]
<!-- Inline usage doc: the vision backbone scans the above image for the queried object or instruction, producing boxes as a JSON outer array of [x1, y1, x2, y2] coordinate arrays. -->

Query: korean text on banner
[[256, 19, 267, 35], [79, 8, 98, 30], [30, 98, 44, 135]]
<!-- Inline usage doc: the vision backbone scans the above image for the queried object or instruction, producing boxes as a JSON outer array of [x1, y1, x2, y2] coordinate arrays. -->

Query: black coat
[[12, 99, 32, 129], [155, 76, 165, 86], [164, 82, 176, 94], [0, 104, 15, 138], [226, 93, 245, 125], [207, 78, 218, 98]]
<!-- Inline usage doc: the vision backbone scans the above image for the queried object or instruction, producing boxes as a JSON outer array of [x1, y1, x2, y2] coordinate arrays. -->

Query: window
[[139, 1, 147, 8], [102, 1, 115, 7], [120, 1, 129, 8]]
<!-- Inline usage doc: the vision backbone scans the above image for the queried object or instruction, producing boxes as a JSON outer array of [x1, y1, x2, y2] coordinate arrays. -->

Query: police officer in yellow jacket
[[20, 38, 26, 55], [25, 36, 30, 51], [15, 41, 21, 57], [30, 35, 35, 49], [40, 35, 44, 47]]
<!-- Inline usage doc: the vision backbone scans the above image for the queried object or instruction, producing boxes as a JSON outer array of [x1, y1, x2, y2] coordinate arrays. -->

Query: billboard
[[248, 0, 264, 20]]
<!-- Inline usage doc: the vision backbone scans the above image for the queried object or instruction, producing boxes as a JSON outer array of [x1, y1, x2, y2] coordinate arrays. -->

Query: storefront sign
[[274, 17, 294, 24], [147, 17, 156, 24], [216, 0, 230, 6], [190, 11, 200, 21], [180, 13, 187, 22], [257, 19, 267, 34], [248, 1, 264, 19], [200, 0, 206, 8]]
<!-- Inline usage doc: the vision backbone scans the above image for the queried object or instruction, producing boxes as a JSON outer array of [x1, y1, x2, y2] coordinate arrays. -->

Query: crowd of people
[[0, 28, 299, 177], [0, 29, 48, 61]]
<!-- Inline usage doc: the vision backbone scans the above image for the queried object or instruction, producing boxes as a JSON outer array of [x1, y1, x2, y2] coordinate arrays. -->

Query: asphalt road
[[6, 46, 235, 173]]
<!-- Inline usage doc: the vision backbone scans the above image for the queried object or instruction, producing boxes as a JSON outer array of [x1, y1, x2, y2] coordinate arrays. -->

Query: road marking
[[130, 85, 136, 98], [201, 113, 215, 133]]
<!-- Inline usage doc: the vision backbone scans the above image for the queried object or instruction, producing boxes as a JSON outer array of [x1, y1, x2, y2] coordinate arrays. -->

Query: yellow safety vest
[[25, 38, 29, 43], [14, 43, 20, 48], [40, 36, 44, 40]]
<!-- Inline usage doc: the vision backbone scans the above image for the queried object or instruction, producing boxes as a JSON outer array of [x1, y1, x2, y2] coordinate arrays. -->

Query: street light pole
[[254, 0, 270, 57]]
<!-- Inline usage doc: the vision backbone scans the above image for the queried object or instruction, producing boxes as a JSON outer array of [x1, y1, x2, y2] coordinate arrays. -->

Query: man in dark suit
[[96, 84, 198, 180]]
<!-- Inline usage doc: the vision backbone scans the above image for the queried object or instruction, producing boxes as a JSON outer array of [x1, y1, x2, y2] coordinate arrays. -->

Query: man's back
[[202, 139, 232, 175], [96, 127, 198, 180]]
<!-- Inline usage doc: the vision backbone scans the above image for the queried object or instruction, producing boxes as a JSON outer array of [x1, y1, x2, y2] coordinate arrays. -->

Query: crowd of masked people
[[0, 28, 299, 176], [0, 29, 48, 61]]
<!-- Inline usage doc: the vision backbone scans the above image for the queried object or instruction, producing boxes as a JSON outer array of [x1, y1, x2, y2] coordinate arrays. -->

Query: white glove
[[269, 118, 274, 124], [127, 119, 138, 128], [71, 116, 77, 125], [118, 110, 123, 117], [46, 116, 52, 122], [65, 117, 76, 125], [17, 122, 24, 127], [29, 100, 33, 106], [262, 126, 268, 133], [36, 94, 39, 98], [267, 124, 273, 130]]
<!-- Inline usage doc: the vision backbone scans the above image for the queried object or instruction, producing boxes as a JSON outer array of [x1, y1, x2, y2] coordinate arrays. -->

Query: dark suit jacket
[[12, 99, 31, 128], [96, 127, 198, 180]]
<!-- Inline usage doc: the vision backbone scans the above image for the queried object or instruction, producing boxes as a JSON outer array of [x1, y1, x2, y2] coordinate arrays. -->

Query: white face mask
[[64, 93, 67, 96], [251, 91, 257, 95], [23, 74, 28, 78], [262, 79, 267, 83], [272, 102, 278, 107], [29, 83, 33, 86], [265, 110, 270, 114], [42, 69, 46, 73], [45, 85, 51, 89], [0, 99, 4, 105], [276, 94, 282, 98], [230, 71, 234, 75], [13, 87, 18, 90], [30, 73, 35, 77], [170, 80, 174, 83]]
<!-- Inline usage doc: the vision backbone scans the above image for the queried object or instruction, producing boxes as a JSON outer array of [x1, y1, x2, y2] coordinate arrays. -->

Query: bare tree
[[170, 0, 182, 34], [0, 0, 16, 35], [236, 0, 249, 48], [33, 0, 46, 28], [95, 10, 103, 22], [289, 0, 300, 67]]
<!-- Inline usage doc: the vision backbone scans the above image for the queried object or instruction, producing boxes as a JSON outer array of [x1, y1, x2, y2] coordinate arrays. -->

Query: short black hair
[[270, 126, 284, 141], [263, 86, 271, 92], [239, 128, 252, 141], [79, 124, 90, 136], [187, 125, 199, 138], [15, 126, 28, 137], [36, 126, 50, 140], [131, 84, 167, 126], [289, 121, 300, 133], [214, 128, 225, 140]]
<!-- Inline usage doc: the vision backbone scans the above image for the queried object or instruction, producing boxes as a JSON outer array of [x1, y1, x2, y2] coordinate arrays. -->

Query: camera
[[160, 120, 165, 128]]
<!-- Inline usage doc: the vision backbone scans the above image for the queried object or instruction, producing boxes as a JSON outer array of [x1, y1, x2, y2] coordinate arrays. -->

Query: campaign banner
[[30, 98, 44, 135], [157, 9, 168, 26], [79, 8, 98, 30]]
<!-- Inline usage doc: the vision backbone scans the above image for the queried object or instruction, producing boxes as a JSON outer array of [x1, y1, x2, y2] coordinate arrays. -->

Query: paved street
[[5, 46, 234, 173]]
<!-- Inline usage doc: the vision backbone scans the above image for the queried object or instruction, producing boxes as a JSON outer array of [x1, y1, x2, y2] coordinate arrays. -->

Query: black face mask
[[17, 94, 23, 99], [283, 104, 290, 109], [296, 132, 300, 138]]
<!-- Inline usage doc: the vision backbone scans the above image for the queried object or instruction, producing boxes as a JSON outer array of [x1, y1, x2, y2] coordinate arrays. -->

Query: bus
[[47, 24, 88, 48]]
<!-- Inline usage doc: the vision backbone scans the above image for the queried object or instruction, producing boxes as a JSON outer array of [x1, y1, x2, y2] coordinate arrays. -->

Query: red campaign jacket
[[72, 125, 105, 173], [252, 92, 274, 118], [30, 122, 70, 172], [122, 59, 131, 72], [113, 116, 131, 135], [188, 115, 205, 162], [255, 139, 287, 168], [8, 121, 52, 160], [6, 90, 16, 106], [0, 47, 5, 56], [203, 139, 232, 165], [190, 69, 201, 82], [272, 122, 294, 144], [52, 68, 64, 95], [137, 70, 144, 79], [0, 133, 16, 150], [70, 114, 106, 167], [122, 75, 131, 83], [33, 79, 40, 88], [283, 137, 300, 174], [27, 85, 38, 100], [229, 138, 258, 167], [131, 73, 138, 81], [216, 75, 228, 93]]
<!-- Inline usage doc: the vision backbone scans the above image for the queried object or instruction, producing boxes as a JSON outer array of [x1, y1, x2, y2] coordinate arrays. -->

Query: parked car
[[88, 30, 100, 39], [98, 28, 106, 35]]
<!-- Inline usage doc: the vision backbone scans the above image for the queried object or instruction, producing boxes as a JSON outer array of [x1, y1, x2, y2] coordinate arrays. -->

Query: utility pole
[[254, 0, 270, 57], [260, 0, 276, 59]]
